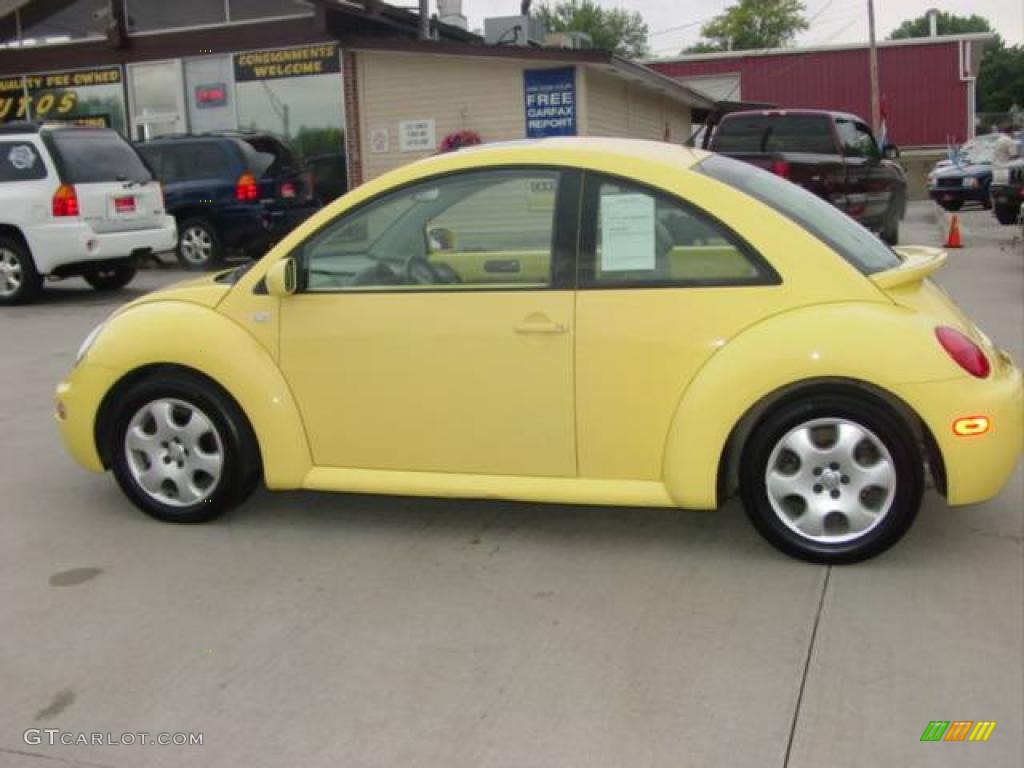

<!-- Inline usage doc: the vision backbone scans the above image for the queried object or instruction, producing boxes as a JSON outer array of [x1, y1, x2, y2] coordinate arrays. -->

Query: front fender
[[662, 302, 962, 509], [87, 300, 311, 489]]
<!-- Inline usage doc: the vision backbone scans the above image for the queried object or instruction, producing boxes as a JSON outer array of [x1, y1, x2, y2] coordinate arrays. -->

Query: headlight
[[75, 322, 106, 366], [962, 177, 979, 188]]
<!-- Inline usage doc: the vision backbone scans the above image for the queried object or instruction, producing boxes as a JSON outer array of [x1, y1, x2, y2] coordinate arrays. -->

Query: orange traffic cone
[[945, 214, 963, 249]]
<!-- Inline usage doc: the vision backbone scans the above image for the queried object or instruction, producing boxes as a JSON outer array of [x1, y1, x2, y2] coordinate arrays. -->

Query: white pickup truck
[[0, 122, 176, 305]]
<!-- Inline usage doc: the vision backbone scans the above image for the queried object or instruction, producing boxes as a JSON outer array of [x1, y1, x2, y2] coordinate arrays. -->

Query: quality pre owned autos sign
[[0, 67, 120, 122], [234, 44, 340, 82]]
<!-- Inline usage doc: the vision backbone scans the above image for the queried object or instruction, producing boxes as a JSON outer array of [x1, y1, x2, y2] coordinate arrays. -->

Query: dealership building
[[0, 0, 711, 189]]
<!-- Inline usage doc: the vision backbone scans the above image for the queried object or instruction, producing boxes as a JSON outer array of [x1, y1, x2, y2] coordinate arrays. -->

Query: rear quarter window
[[712, 115, 836, 155], [0, 141, 47, 181], [47, 130, 152, 183]]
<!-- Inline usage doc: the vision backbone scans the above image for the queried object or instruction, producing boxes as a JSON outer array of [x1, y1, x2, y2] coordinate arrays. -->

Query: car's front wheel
[[740, 395, 923, 563], [109, 373, 260, 522], [176, 218, 222, 271], [84, 265, 136, 291]]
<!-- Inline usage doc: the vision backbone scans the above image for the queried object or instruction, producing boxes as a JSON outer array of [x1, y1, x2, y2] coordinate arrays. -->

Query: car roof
[[721, 109, 864, 123], [428, 137, 704, 170]]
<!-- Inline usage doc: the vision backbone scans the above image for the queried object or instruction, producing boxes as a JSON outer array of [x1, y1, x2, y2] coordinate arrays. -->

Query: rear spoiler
[[870, 246, 947, 289]]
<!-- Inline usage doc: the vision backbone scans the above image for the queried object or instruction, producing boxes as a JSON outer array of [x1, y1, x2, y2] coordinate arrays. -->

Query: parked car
[[305, 152, 348, 205], [990, 158, 1024, 225], [136, 132, 320, 270], [56, 139, 1022, 564], [927, 143, 994, 211], [0, 122, 176, 305], [705, 109, 907, 244]]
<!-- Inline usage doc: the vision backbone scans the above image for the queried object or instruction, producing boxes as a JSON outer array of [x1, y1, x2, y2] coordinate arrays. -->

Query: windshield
[[698, 154, 901, 274], [47, 129, 153, 184]]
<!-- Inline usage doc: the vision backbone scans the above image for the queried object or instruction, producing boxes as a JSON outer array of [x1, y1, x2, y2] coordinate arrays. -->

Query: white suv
[[0, 122, 177, 305]]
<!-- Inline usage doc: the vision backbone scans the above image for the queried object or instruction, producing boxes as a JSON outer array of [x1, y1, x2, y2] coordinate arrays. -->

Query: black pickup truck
[[704, 109, 907, 244]]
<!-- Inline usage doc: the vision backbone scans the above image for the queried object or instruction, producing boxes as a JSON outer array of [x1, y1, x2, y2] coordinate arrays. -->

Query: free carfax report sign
[[524, 67, 576, 138]]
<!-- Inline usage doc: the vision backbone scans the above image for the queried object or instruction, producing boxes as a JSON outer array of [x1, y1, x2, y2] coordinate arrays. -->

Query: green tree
[[888, 12, 1023, 118], [889, 11, 991, 39], [687, 0, 808, 53], [535, 1, 649, 58]]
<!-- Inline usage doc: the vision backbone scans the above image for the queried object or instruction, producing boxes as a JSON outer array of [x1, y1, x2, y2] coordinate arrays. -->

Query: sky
[[463, 0, 1024, 57]]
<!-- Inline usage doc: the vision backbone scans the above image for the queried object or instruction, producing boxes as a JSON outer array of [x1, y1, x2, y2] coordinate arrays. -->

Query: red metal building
[[648, 34, 992, 149]]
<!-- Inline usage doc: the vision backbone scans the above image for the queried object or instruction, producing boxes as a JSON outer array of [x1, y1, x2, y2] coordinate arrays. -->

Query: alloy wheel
[[124, 398, 225, 507], [764, 418, 897, 544], [0, 248, 23, 297], [180, 225, 214, 265]]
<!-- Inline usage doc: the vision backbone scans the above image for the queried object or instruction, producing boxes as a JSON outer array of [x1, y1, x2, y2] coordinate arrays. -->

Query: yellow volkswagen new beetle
[[56, 139, 1022, 562]]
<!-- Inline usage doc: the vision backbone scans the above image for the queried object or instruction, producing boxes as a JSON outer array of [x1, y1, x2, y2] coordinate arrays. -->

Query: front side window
[[837, 119, 879, 158], [300, 169, 565, 292], [698, 154, 901, 274], [581, 175, 773, 288]]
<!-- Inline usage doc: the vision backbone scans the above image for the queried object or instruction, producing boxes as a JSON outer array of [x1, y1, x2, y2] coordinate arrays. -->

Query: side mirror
[[883, 145, 900, 161], [265, 258, 296, 297]]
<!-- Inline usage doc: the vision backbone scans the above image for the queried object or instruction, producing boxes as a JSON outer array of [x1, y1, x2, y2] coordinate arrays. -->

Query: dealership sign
[[0, 66, 120, 122], [234, 44, 340, 82], [524, 67, 576, 138]]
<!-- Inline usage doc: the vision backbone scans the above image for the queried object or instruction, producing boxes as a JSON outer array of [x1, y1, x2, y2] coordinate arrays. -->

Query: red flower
[[439, 130, 482, 153]]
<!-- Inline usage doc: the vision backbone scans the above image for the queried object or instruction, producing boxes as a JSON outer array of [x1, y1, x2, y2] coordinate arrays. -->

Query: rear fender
[[661, 302, 958, 508]]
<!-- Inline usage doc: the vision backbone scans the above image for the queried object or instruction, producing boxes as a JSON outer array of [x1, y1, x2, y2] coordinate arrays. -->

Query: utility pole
[[418, 0, 430, 40], [867, 0, 880, 132]]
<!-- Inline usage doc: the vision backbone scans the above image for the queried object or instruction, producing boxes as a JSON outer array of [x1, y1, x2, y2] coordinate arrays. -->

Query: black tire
[[739, 394, 923, 564], [0, 234, 42, 305], [939, 200, 963, 212], [994, 203, 1020, 226], [176, 217, 222, 271], [109, 372, 261, 523], [84, 265, 137, 291]]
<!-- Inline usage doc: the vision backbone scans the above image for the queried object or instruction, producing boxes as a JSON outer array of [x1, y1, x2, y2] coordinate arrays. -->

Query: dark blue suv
[[136, 132, 320, 270]]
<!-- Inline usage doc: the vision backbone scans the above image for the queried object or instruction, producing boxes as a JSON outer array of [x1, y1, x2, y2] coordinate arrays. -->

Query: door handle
[[515, 316, 568, 335]]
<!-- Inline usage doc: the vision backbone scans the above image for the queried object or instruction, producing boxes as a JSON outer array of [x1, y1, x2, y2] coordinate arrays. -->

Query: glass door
[[128, 60, 187, 140]]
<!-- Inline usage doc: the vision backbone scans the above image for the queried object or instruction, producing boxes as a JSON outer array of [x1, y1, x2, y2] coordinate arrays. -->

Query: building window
[[12, 0, 109, 44], [229, 0, 314, 22], [0, 67, 127, 134], [125, 0, 226, 32], [234, 44, 344, 160]]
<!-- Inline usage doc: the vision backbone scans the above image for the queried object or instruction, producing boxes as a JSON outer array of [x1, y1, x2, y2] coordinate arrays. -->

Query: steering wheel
[[404, 257, 441, 285]]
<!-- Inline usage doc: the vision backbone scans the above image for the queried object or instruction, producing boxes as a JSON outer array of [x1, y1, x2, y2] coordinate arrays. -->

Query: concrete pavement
[[0, 207, 1020, 768]]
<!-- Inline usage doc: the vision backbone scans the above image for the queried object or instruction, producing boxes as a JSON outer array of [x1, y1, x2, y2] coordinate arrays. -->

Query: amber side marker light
[[952, 416, 991, 437]]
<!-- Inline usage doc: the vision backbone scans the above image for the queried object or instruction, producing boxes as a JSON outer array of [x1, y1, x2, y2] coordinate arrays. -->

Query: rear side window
[[698, 154, 901, 274], [139, 142, 233, 181], [0, 141, 47, 181], [581, 175, 775, 288], [47, 130, 152, 183], [712, 115, 836, 155]]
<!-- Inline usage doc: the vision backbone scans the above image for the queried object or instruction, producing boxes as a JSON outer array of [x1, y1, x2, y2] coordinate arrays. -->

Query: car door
[[574, 173, 783, 481], [850, 119, 894, 223], [277, 167, 579, 478], [834, 118, 871, 221]]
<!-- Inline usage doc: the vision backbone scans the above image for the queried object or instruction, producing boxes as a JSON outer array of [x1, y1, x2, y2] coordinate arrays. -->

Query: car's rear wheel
[[994, 203, 1020, 225], [740, 395, 923, 563], [84, 265, 137, 291], [176, 218, 222, 271], [0, 235, 42, 306], [110, 373, 260, 522]]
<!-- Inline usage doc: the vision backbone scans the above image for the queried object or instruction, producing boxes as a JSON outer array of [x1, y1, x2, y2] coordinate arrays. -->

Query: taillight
[[770, 159, 790, 178], [935, 326, 990, 378], [52, 184, 79, 217], [235, 171, 259, 201]]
